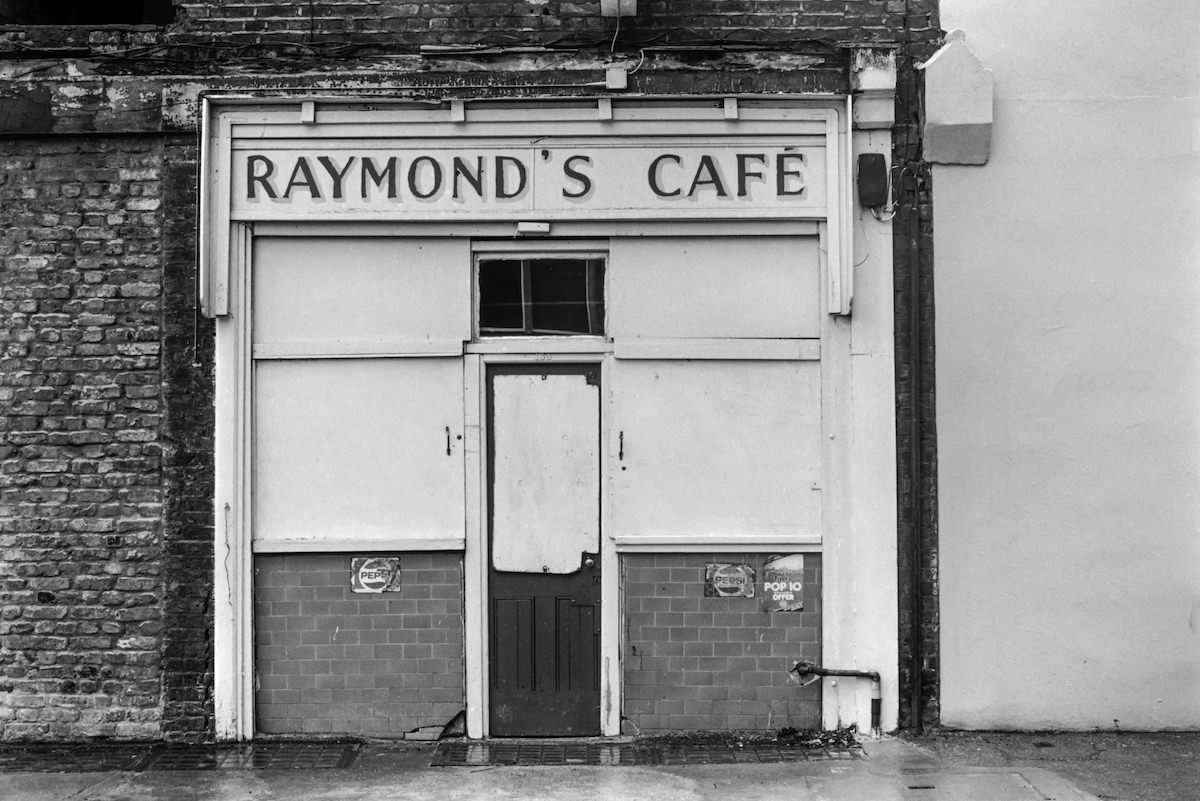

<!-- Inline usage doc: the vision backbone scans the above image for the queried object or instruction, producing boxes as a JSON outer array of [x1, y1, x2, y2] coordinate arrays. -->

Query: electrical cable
[[854, 208, 872, 266], [870, 164, 910, 222]]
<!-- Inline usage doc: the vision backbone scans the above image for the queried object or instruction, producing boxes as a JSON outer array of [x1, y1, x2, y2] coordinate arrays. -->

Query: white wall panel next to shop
[[935, 1, 1200, 729]]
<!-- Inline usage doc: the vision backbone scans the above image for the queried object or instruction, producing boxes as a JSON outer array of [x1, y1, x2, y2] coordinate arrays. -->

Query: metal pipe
[[790, 660, 879, 682], [790, 660, 882, 735]]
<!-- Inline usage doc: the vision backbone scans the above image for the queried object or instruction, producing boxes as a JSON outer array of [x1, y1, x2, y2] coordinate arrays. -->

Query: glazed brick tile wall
[[254, 553, 465, 736], [622, 553, 821, 732], [0, 138, 166, 741]]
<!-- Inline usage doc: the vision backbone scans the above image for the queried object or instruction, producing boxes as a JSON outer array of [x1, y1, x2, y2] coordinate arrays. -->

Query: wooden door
[[487, 364, 601, 736]]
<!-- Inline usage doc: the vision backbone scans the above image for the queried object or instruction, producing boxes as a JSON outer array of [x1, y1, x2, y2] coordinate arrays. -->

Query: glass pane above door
[[478, 257, 605, 336]]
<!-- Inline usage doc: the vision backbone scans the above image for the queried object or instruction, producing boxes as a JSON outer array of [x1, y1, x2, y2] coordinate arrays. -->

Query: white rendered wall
[[936, 2, 1200, 729]]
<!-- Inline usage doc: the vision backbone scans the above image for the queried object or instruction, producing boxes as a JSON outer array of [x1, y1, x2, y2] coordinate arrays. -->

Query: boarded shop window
[[607, 235, 820, 340], [0, 0, 174, 25], [609, 359, 822, 539], [479, 257, 605, 336], [252, 236, 471, 350], [254, 358, 466, 546]]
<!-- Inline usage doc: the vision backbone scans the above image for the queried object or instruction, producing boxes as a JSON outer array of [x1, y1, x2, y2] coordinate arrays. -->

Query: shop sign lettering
[[230, 144, 825, 219], [762, 553, 805, 612]]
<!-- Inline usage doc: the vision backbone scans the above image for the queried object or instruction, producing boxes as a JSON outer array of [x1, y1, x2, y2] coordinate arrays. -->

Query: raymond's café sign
[[229, 143, 827, 218]]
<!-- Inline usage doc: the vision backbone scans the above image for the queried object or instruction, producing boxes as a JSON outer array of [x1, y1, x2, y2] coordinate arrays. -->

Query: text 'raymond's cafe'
[[233, 144, 826, 217]]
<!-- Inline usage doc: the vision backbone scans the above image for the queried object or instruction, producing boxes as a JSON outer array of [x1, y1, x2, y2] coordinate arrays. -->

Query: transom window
[[478, 256, 605, 336]]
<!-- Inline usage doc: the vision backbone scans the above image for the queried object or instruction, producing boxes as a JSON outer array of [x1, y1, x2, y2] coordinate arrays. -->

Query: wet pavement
[[907, 730, 1200, 801], [0, 732, 1195, 801]]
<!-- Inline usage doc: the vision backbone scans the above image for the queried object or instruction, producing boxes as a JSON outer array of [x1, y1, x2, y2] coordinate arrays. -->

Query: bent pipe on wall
[[790, 660, 882, 735]]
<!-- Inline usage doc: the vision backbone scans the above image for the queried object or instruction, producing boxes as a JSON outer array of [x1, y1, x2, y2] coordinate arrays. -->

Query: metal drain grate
[[647, 744, 862, 765], [140, 741, 360, 771], [0, 744, 151, 772], [431, 741, 861, 767], [0, 741, 360, 772], [433, 742, 637, 767]]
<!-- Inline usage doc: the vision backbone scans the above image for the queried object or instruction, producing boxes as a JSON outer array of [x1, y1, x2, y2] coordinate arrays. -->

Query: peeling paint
[[852, 47, 897, 75], [57, 84, 90, 100]]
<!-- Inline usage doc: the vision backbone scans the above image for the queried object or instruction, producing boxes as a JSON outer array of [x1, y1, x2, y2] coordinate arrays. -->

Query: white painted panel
[[252, 236, 470, 347], [492, 372, 600, 573], [254, 358, 464, 543], [613, 338, 819, 361], [609, 361, 821, 538], [609, 236, 820, 340], [937, 0, 1200, 730]]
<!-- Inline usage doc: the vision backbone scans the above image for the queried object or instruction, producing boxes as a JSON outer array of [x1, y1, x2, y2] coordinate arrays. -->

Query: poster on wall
[[351, 557, 402, 593], [762, 553, 805, 612], [704, 563, 755, 598]]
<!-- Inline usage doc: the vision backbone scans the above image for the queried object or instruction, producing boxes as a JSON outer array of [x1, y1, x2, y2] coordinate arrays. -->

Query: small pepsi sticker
[[704, 562, 755, 598], [351, 557, 401, 593]]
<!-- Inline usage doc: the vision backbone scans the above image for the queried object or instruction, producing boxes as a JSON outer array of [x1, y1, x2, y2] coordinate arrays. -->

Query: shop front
[[200, 97, 897, 739]]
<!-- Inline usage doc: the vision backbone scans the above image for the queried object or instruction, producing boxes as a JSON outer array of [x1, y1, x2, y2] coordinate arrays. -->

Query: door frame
[[464, 349, 616, 738]]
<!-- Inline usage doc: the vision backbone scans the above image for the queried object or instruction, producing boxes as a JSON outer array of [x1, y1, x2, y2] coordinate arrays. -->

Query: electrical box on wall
[[856, 153, 889, 208]]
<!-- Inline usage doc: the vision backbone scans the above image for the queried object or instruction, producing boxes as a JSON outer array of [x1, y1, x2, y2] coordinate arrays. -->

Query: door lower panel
[[489, 555, 600, 736]]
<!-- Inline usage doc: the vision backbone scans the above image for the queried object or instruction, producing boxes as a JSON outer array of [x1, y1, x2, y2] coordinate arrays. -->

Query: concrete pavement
[[0, 736, 1124, 801], [907, 731, 1200, 801]]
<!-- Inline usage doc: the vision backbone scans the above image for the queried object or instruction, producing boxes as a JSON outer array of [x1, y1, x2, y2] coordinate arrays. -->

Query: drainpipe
[[790, 660, 882, 736]]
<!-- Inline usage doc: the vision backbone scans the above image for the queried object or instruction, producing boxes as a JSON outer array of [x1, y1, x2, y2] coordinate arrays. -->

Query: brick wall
[[169, 0, 931, 49], [0, 1, 937, 65], [622, 553, 821, 733], [892, 28, 941, 729], [254, 553, 465, 736], [159, 136, 214, 741], [0, 138, 166, 740]]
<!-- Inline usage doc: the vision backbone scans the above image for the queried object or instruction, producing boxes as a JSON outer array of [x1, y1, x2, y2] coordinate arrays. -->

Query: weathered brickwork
[[0, 1, 937, 65], [169, 1, 927, 49], [0, 138, 166, 740], [622, 554, 821, 732], [254, 553, 465, 736], [158, 137, 215, 741], [892, 32, 941, 729]]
